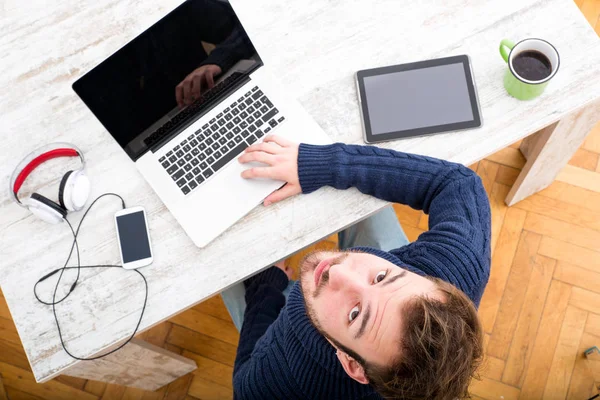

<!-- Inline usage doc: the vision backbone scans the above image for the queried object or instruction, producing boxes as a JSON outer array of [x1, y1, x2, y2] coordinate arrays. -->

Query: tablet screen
[[364, 63, 473, 135], [357, 55, 481, 143]]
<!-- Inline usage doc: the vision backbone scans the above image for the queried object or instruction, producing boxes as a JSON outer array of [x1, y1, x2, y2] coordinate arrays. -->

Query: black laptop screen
[[72, 0, 260, 160]]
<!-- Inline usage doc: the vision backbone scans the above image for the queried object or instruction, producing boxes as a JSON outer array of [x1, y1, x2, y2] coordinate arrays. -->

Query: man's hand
[[273, 259, 293, 280], [175, 64, 222, 107], [238, 135, 301, 206]]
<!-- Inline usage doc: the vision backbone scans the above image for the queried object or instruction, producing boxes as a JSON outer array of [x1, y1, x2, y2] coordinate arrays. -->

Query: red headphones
[[10, 143, 91, 224]]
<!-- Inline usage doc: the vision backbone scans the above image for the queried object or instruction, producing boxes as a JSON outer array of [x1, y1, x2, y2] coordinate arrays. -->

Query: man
[[223, 135, 490, 399]]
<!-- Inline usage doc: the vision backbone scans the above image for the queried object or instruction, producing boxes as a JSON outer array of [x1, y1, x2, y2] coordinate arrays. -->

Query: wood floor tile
[[542, 306, 587, 399], [4, 387, 43, 400], [137, 321, 172, 348], [162, 373, 194, 400], [101, 384, 126, 400], [402, 225, 425, 242], [585, 313, 600, 335], [538, 180, 600, 214], [567, 332, 599, 400], [502, 255, 555, 387], [557, 164, 600, 193], [0, 375, 7, 400], [513, 192, 600, 231], [582, 121, 600, 154], [392, 203, 422, 226], [485, 147, 526, 169], [183, 351, 233, 389], [121, 387, 146, 400], [0, 362, 98, 400], [469, 376, 520, 400], [477, 160, 500, 197], [169, 309, 239, 346], [167, 325, 236, 367], [468, 161, 480, 172], [478, 208, 527, 334], [519, 281, 572, 399], [0, 317, 23, 345], [187, 376, 232, 400], [488, 231, 541, 360], [192, 295, 234, 322], [568, 148, 599, 171], [0, 337, 32, 371], [53, 375, 87, 391], [509, 139, 523, 149], [554, 261, 600, 294], [570, 287, 600, 314], [0, 294, 12, 320], [524, 211, 600, 252], [538, 236, 600, 274], [83, 380, 107, 397], [417, 213, 428, 230], [496, 165, 521, 186], [480, 355, 505, 381], [489, 182, 511, 255]]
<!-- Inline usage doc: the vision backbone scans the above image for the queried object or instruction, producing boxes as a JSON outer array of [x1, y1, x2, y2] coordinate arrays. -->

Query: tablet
[[356, 55, 481, 143]]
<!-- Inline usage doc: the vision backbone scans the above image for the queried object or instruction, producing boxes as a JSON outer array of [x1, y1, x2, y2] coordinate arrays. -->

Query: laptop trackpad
[[173, 159, 283, 247]]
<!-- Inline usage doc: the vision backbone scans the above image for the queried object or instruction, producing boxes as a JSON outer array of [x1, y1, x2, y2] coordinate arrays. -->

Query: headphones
[[10, 143, 91, 224]]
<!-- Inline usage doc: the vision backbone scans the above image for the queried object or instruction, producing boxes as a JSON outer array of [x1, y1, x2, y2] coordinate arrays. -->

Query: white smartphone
[[114, 206, 153, 269]]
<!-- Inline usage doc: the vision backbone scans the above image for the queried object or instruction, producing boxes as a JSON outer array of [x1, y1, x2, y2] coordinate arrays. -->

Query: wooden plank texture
[[502, 255, 555, 386], [542, 306, 588, 399], [519, 281, 572, 399], [487, 231, 541, 359]]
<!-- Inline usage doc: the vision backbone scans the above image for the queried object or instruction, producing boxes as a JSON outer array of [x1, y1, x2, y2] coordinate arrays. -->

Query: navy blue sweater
[[233, 143, 491, 399]]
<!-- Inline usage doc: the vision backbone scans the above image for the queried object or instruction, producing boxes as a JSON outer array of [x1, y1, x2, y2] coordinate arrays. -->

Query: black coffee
[[512, 50, 552, 81]]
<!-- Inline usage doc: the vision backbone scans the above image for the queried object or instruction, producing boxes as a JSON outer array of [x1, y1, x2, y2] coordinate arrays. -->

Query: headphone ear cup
[[59, 170, 90, 212], [58, 170, 73, 210], [27, 193, 66, 224]]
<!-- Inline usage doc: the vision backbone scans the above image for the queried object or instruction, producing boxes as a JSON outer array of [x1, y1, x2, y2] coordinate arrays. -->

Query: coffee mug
[[499, 38, 560, 100]]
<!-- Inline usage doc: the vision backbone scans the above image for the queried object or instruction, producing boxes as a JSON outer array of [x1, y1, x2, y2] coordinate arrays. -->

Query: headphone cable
[[34, 193, 148, 361]]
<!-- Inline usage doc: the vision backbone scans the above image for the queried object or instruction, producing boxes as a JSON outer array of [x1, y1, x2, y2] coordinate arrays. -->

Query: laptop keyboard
[[158, 86, 285, 195]]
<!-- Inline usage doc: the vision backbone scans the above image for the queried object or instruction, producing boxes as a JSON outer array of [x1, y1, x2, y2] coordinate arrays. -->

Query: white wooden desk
[[1, 0, 599, 390]]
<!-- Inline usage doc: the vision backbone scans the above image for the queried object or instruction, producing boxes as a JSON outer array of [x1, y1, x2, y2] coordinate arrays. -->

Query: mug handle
[[499, 39, 515, 63]]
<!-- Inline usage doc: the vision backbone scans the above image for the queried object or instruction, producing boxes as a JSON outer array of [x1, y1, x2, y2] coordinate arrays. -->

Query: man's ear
[[336, 350, 369, 385]]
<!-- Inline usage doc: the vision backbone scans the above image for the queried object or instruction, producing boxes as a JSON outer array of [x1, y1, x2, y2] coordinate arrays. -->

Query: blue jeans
[[221, 206, 409, 331]]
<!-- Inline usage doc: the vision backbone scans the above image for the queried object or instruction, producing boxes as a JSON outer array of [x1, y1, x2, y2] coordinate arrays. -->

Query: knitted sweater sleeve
[[232, 267, 291, 399], [298, 143, 491, 305]]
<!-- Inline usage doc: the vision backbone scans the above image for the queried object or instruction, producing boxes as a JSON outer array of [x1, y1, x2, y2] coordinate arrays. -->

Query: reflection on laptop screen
[[73, 0, 261, 160]]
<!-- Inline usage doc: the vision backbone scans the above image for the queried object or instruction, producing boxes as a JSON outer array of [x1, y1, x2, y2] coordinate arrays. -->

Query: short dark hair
[[336, 277, 483, 399]]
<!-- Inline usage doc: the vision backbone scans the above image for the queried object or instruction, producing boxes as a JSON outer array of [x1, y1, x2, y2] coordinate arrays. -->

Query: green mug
[[499, 38, 560, 100]]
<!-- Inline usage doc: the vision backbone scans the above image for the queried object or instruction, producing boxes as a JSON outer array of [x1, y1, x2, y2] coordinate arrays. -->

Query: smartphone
[[114, 206, 153, 269]]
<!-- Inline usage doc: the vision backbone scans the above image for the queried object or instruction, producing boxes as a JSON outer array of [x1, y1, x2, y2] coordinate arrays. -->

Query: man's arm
[[298, 143, 491, 304], [234, 266, 288, 374], [238, 137, 491, 304]]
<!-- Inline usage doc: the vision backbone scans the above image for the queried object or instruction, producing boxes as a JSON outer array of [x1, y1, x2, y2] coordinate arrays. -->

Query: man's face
[[299, 250, 442, 368]]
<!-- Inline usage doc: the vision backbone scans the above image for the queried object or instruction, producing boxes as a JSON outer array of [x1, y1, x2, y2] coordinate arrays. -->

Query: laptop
[[73, 0, 331, 247]]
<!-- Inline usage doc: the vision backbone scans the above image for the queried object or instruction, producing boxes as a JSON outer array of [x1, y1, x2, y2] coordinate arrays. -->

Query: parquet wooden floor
[[2, 1, 600, 399]]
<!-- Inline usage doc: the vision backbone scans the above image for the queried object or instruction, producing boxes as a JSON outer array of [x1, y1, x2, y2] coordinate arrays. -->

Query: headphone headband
[[10, 143, 85, 205]]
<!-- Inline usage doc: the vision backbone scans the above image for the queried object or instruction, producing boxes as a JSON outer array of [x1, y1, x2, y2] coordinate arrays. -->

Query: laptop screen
[[73, 0, 261, 160]]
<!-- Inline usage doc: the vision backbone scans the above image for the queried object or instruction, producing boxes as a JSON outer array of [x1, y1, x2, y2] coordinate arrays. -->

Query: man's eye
[[348, 306, 360, 322], [373, 270, 387, 284]]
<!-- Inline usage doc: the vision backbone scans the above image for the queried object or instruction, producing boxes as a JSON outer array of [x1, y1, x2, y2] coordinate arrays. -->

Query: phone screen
[[116, 211, 151, 263]]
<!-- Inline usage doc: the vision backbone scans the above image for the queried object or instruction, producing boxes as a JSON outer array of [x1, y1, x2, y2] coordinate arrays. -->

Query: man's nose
[[328, 265, 364, 293]]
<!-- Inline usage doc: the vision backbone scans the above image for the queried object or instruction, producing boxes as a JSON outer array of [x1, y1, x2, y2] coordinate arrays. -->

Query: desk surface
[[1, 0, 599, 383]]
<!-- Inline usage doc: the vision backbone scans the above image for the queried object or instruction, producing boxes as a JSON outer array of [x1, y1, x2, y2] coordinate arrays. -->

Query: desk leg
[[506, 99, 600, 206], [59, 338, 197, 391]]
